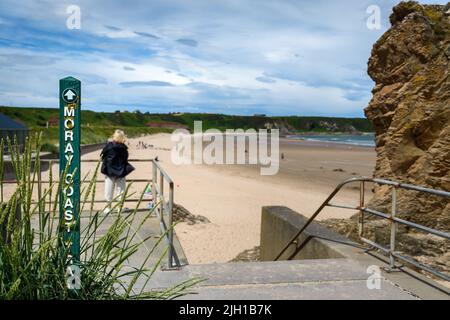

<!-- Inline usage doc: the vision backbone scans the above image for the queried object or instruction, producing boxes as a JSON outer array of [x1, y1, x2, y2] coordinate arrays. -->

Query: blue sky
[[0, 0, 446, 117]]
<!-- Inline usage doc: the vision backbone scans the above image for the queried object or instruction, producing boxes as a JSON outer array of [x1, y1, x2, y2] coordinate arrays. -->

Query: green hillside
[[0, 105, 373, 153], [0, 106, 173, 153]]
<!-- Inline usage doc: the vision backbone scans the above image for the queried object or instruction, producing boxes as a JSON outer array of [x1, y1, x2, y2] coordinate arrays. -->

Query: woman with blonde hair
[[100, 129, 135, 213]]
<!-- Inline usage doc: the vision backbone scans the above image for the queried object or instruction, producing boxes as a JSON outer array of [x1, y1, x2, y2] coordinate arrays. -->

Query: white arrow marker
[[64, 89, 76, 101]]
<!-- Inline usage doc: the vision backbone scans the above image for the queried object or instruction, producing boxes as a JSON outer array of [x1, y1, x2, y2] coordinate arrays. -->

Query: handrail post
[[168, 182, 174, 268], [152, 159, 178, 269], [160, 171, 164, 201], [152, 160, 160, 223], [151, 160, 157, 205], [389, 186, 397, 270], [358, 181, 365, 237]]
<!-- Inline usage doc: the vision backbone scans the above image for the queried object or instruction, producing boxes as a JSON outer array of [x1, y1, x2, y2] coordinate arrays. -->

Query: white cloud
[[0, 0, 448, 116]]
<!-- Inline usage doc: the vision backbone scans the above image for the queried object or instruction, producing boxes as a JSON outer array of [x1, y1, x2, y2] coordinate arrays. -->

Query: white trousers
[[104, 175, 126, 204]]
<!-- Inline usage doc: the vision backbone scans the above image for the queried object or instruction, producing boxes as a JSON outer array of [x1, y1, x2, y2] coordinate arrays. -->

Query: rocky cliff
[[365, 1, 449, 228], [325, 2, 450, 273]]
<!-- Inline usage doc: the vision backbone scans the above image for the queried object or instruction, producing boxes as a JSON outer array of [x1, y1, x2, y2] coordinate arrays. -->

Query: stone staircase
[[128, 204, 450, 300], [140, 259, 432, 300]]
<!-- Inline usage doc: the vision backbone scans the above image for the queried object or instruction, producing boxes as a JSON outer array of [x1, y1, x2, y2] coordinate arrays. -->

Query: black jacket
[[101, 142, 134, 178]]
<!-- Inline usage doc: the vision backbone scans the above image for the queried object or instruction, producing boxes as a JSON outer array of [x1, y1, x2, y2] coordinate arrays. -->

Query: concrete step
[[31, 213, 188, 269], [143, 259, 419, 300]]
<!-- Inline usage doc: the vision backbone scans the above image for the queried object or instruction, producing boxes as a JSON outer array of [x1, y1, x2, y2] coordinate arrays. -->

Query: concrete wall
[[41, 142, 106, 160], [260, 206, 356, 261]]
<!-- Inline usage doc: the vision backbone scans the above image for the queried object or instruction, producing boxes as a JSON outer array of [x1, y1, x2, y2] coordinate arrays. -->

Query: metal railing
[[151, 159, 180, 269], [1, 158, 154, 208], [2, 157, 181, 268], [274, 177, 450, 282]]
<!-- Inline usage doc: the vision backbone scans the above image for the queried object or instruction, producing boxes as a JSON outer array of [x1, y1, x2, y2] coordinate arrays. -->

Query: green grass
[[1, 105, 374, 134], [28, 126, 173, 151], [0, 134, 200, 299], [0, 105, 373, 153]]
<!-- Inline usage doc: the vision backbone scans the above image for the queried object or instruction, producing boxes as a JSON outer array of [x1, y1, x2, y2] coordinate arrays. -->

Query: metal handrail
[[30, 159, 154, 162], [151, 159, 180, 269], [1, 158, 155, 206], [274, 177, 450, 282], [2, 156, 180, 268], [2, 179, 152, 184]]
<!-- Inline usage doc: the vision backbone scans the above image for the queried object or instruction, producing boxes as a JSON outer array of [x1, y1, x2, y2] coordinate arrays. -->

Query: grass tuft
[[0, 134, 200, 300]]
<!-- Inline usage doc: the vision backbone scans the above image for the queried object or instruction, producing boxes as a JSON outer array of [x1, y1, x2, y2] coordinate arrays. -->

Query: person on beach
[[100, 130, 135, 214]]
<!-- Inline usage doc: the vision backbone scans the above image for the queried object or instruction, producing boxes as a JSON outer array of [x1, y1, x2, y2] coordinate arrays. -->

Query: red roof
[[48, 117, 59, 126]]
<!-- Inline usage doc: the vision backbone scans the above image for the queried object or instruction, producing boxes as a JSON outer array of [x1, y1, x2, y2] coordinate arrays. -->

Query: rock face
[[326, 2, 450, 273], [365, 1, 450, 230]]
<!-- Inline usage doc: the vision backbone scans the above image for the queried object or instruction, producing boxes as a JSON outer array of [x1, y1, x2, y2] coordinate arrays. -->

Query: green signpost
[[59, 77, 81, 286]]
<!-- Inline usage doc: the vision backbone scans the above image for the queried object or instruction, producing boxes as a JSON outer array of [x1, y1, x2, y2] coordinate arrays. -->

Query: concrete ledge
[[40, 142, 106, 159], [141, 260, 419, 300], [3, 142, 105, 179], [259, 206, 450, 299], [260, 206, 359, 261]]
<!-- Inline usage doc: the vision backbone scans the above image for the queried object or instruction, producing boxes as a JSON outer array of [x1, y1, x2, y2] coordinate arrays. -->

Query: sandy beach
[[3, 133, 376, 265], [104, 133, 375, 264]]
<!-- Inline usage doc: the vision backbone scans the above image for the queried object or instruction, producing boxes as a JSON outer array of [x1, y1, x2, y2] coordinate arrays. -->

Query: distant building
[[0, 113, 28, 153], [146, 121, 189, 130]]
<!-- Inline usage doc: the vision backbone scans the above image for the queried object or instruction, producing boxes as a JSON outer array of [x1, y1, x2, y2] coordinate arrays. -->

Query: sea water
[[289, 133, 375, 147]]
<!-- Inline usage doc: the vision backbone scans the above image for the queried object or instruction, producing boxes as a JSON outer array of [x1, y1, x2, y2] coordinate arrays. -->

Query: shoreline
[[285, 131, 375, 136], [281, 137, 375, 149], [124, 133, 376, 264]]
